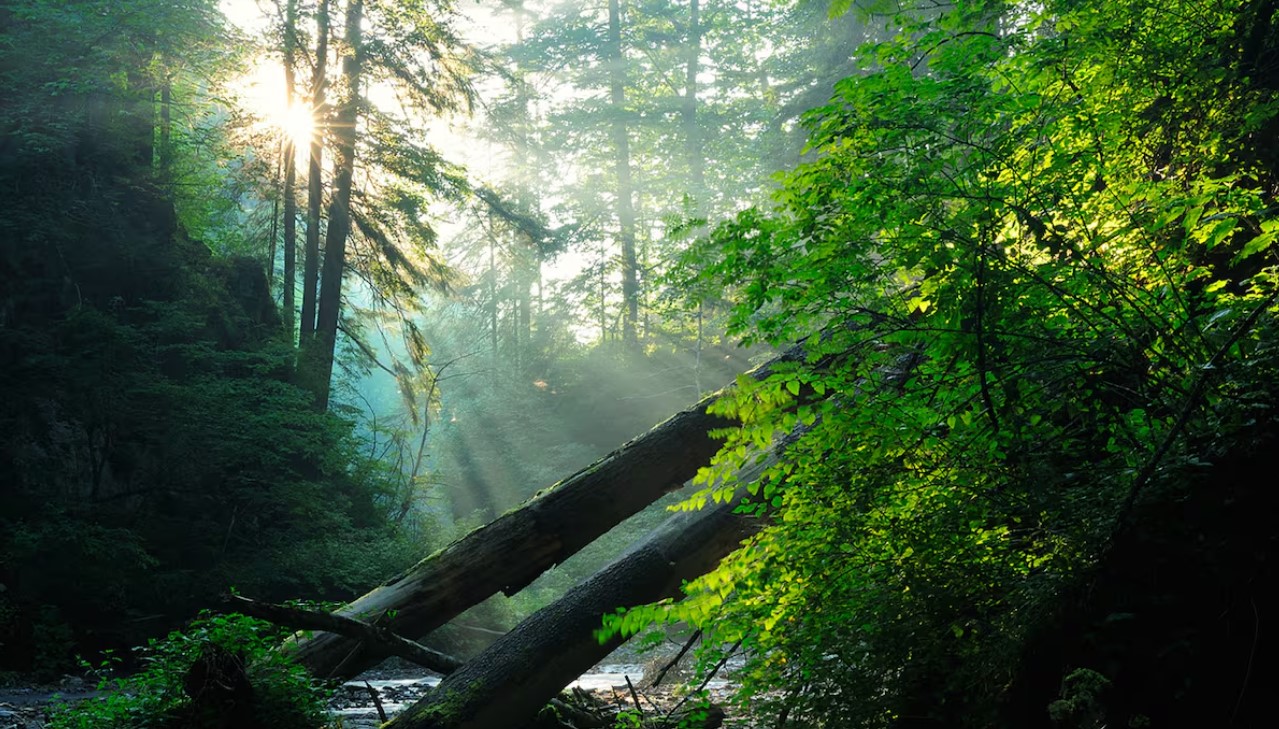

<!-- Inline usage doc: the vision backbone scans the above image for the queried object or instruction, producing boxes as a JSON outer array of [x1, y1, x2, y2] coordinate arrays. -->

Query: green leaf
[[1203, 217, 1238, 249], [1236, 226, 1277, 261]]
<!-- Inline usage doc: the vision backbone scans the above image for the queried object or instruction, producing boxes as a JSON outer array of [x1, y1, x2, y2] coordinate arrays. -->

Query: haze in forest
[[215, 0, 841, 537], [4, 1, 1279, 727]]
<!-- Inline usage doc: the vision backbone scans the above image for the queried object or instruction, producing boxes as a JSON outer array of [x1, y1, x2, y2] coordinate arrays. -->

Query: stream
[[0, 664, 733, 729], [330, 663, 651, 723]]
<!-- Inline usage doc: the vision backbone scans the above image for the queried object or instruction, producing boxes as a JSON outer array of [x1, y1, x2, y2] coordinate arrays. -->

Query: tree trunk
[[388, 496, 760, 729], [125, 69, 155, 169], [489, 227, 499, 375], [516, 238, 532, 374], [282, 147, 297, 333], [607, 0, 639, 346], [268, 151, 281, 287], [286, 344, 812, 678], [229, 594, 462, 674], [299, 0, 330, 342], [281, 0, 299, 335], [158, 78, 173, 179], [305, 0, 362, 410], [683, 0, 704, 207]]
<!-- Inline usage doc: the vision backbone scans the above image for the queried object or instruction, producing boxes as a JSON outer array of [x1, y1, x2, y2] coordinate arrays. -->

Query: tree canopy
[[4, 0, 1279, 727], [601, 0, 1279, 725]]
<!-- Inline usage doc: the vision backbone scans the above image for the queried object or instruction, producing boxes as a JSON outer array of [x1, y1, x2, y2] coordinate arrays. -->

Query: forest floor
[[329, 660, 742, 728], [0, 662, 743, 729], [0, 675, 92, 728]]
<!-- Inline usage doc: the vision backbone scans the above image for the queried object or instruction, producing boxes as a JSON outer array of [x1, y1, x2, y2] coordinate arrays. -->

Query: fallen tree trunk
[[387, 495, 758, 729], [227, 595, 461, 674], [229, 595, 608, 728], [287, 345, 810, 678], [386, 433, 803, 729]]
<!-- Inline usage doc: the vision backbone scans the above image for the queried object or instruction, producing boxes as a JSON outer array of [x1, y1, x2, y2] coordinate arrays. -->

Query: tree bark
[[158, 78, 172, 178], [228, 594, 461, 674], [683, 0, 704, 207], [606, 0, 639, 346], [299, 0, 330, 343], [286, 344, 810, 678], [305, 0, 362, 410], [281, 0, 299, 335], [232, 596, 608, 728], [388, 496, 760, 729], [282, 146, 297, 332]]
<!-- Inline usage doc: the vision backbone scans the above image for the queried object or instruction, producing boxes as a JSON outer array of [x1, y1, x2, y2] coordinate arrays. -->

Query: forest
[[1, 0, 1277, 727]]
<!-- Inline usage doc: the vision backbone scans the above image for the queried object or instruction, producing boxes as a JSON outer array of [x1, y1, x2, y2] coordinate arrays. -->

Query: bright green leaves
[[611, 0, 1279, 724], [1238, 217, 1279, 263], [47, 612, 331, 729]]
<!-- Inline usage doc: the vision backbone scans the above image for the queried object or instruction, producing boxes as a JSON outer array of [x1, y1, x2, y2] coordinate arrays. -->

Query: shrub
[[48, 612, 333, 729]]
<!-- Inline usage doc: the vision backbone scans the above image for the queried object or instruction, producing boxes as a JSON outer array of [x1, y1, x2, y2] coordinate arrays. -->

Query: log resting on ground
[[386, 439, 800, 729], [387, 495, 759, 729], [287, 344, 811, 679]]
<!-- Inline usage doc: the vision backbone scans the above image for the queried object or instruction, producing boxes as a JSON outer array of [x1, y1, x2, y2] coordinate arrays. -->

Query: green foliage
[[0, 245, 416, 663], [1047, 668, 1111, 729], [606, 0, 1279, 725], [614, 708, 644, 728], [0, 0, 422, 672], [7, 305, 390, 648], [479, 0, 887, 347], [47, 612, 332, 729]]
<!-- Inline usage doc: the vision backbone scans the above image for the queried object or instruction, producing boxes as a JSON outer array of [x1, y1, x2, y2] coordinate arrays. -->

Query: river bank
[[0, 662, 738, 729]]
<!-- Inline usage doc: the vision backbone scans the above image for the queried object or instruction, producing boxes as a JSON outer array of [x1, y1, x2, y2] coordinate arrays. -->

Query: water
[[331, 663, 651, 719]]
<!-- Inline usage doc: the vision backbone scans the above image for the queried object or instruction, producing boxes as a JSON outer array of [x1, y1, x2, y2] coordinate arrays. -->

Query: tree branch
[[225, 594, 461, 675]]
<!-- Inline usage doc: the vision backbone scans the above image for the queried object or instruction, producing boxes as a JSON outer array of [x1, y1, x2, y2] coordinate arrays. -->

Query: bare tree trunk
[[299, 0, 330, 342], [281, 0, 299, 335], [607, 0, 639, 346], [230, 595, 461, 674], [268, 149, 281, 286], [282, 148, 297, 331], [305, 0, 363, 410], [385, 433, 801, 729], [516, 239, 532, 373], [489, 227, 499, 374], [683, 0, 704, 206], [158, 78, 172, 178], [286, 344, 813, 678], [389, 497, 759, 729]]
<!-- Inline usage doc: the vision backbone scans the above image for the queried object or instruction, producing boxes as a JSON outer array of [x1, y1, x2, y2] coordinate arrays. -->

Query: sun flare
[[279, 103, 316, 150], [235, 59, 317, 152]]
